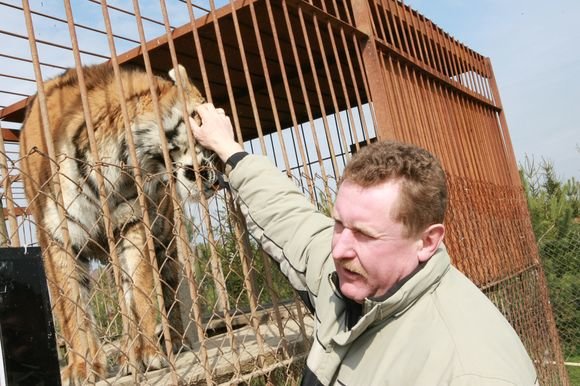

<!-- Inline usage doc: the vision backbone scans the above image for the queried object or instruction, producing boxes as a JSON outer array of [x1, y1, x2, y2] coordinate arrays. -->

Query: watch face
[[0, 247, 61, 386]]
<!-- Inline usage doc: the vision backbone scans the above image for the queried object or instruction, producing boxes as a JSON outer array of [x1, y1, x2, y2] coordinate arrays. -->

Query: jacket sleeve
[[227, 154, 334, 306]]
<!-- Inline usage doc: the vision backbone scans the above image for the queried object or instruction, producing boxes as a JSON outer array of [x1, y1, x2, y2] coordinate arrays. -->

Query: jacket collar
[[367, 245, 450, 317], [331, 245, 451, 345]]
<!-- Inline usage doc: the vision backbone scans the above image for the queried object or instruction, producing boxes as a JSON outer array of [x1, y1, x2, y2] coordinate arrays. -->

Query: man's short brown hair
[[342, 140, 447, 237]]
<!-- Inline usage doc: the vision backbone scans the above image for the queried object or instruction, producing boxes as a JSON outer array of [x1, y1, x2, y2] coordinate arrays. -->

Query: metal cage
[[0, 0, 569, 385]]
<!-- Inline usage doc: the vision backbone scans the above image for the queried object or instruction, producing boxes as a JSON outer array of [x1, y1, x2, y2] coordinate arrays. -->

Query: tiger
[[18, 62, 218, 385]]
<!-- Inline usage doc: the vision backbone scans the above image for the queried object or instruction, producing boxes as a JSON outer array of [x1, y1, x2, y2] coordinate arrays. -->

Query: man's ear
[[417, 224, 445, 263]]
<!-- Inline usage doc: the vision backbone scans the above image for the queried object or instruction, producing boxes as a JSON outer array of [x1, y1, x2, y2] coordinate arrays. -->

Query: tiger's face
[[164, 65, 220, 201], [171, 138, 219, 201]]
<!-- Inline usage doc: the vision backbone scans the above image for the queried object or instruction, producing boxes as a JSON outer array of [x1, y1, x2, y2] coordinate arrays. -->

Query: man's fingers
[[195, 102, 216, 119], [189, 103, 242, 160], [189, 116, 200, 130]]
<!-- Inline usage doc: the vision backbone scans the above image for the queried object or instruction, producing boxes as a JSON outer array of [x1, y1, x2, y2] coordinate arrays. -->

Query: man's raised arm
[[190, 104, 334, 309]]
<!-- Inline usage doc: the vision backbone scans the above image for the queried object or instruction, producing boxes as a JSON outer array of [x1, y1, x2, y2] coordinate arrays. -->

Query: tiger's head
[[165, 65, 221, 201]]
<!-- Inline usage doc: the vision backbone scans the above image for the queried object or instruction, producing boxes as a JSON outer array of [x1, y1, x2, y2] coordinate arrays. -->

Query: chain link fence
[[521, 156, 580, 383], [540, 228, 580, 380]]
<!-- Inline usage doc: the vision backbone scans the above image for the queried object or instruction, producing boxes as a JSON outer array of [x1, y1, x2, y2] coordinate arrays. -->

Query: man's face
[[331, 179, 422, 303]]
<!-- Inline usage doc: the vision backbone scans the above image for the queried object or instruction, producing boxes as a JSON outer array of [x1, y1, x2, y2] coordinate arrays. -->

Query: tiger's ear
[[168, 64, 191, 90]]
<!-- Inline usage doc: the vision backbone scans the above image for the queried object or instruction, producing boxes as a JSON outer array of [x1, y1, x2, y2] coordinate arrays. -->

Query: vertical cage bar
[[351, 0, 393, 140], [64, 2, 147, 381], [421, 74, 462, 176], [256, 0, 316, 346], [378, 53, 404, 140], [246, 1, 293, 173], [421, 17, 469, 177], [463, 47, 484, 97], [409, 8, 432, 70], [333, 4, 374, 149], [448, 88, 483, 181], [390, 60, 417, 143], [133, 0, 211, 382], [479, 105, 510, 184], [340, 31, 372, 148], [0, 127, 19, 246], [264, 0, 315, 200], [412, 71, 447, 164], [450, 37, 473, 91], [369, 0, 387, 44], [430, 22, 451, 80], [21, 0, 97, 382], [158, 1, 235, 383], [445, 33, 464, 88], [280, 0, 332, 196], [311, 15, 351, 162], [296, 5, 340, 181], [349, 25, 377, 142], [181, 3, 224, 381], [248, 0, 311, 354], [458, 40, 479, 94], [382, 0, 402, 51], [434, 84, 471, 178], [223, 189, 275, 365], [214, 2, 273, 369], [485, 58, 521, 186], [467, 50, 488, 100], [185, 1, 213, 102], [209, 0, 255, 153], [468, 100, 501, 184], [421, 15, 444, 78], [205, 0, 248, 378], [219, 2, 274, 364], [398, 3, 419, 61], [390, 1, 410, 55], [226, 1, 268, 156]]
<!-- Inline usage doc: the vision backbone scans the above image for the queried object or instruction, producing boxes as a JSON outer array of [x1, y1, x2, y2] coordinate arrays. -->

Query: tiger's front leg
[[42, 243, 107, 385], [117, 222, 169, 375], [157, 240, 189, 353]]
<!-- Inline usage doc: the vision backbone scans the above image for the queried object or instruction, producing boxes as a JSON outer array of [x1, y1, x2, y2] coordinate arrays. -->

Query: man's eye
[[354, 229, 373, 239], [351, 228, 364, 237]]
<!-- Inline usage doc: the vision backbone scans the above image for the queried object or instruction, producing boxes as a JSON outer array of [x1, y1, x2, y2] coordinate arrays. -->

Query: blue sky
[[406, 0, 580, 181]]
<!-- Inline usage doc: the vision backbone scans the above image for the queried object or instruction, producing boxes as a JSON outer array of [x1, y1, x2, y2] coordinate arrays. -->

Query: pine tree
[[520, 156, 579, 358]]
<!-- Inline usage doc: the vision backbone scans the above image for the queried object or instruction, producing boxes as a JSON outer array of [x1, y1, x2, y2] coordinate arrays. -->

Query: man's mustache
[[338, 260, 368, 279]]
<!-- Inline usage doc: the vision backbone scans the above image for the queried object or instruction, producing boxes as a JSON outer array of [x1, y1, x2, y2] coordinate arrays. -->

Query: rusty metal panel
[[361, 1, 568, 383]]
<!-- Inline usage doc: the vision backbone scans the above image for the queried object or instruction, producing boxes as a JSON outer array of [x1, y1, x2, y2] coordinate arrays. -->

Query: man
[[191, 104, 538, 385]]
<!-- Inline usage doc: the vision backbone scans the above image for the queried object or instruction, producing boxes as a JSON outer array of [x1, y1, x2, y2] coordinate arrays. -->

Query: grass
[[566, 355, 580, 385]]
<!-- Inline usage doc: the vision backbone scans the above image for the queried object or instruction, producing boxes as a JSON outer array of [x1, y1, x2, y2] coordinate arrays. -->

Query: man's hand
[[190, 103, 244, 162]]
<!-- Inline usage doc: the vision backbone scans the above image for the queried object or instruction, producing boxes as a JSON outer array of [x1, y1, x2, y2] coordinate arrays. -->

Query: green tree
[[194, 213, 295, 318], [520, 156, 579, 359]]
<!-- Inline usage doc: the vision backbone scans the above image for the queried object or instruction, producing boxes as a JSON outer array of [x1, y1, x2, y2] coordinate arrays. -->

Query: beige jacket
[[229, 154, 538, 385]]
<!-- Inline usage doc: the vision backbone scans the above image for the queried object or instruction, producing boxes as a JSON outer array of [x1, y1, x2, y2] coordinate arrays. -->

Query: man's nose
[[332, 228, 357, 259]]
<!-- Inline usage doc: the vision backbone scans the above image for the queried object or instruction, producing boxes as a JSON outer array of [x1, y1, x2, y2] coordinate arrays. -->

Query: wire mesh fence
[[520, 157, 580, 379], [0, 0, 572, 385], [541, 228, 580, 364]]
